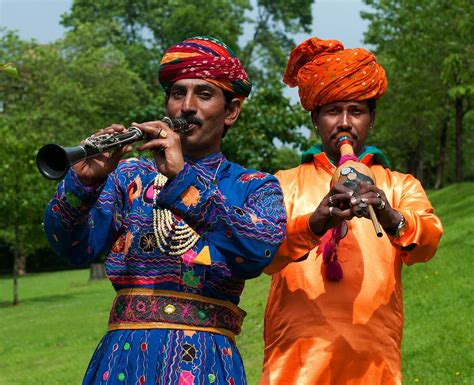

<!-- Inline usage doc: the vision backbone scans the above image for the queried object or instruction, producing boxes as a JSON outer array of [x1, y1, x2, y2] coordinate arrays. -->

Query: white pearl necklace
[[152, 159, 223, 256], [152, 173, 200, 256]]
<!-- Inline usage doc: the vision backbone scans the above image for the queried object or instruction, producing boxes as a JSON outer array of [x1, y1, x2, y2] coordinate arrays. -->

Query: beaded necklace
[[152, 158, 223, 255]]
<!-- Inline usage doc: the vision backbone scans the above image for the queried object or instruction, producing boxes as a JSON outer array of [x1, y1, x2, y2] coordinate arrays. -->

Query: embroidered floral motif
[[182, 270, 201, 288], [180, 185, 201, 207], [181, 343, 197, 362], [139, 233, 158, 252], [127, 176, 142, 205]]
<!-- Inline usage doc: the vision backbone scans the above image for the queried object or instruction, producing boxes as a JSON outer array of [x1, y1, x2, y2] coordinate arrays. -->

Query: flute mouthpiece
[[336, 134, 354, 147]]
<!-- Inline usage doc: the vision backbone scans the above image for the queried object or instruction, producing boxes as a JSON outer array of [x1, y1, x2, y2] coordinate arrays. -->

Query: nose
[[181, 93, 198, 114], [338, 111, 351, 131]]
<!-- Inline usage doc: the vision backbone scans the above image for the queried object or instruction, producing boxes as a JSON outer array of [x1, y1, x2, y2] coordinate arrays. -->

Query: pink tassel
[[325, 259, 343, 281], [323, 239, 336, 264], [321, 222, 345, 282]]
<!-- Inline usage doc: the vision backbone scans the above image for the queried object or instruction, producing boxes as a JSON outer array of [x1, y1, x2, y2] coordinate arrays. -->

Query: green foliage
[[223, 78, 309, 172], [362, 0, 474, 186], [60, 0, 315, 164], [0, 62, 19, 79], [0, 27, 151, 264], [0, 184, 472, 384], [0, 1, 317, 271]]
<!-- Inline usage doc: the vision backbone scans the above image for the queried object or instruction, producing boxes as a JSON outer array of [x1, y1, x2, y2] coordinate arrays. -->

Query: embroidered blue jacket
[[44, 153, 286, 304]]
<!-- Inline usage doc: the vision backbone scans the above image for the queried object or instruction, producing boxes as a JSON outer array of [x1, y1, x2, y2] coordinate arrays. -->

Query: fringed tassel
[[326, 258, 343, 281], [322, 225, 344, 282]]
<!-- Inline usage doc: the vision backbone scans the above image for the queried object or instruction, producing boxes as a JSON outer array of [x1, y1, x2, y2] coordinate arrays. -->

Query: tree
[[0, 27, 151, 303], [60, 0, 315, 171], [362, 0, 474, 187]]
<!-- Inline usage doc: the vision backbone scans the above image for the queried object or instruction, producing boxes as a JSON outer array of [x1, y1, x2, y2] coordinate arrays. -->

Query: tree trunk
[[455, 97, 463, 182], [435, 120, 448, 189], [415, 119, 425, 184], [15, 255, 27, 276], [90, 263, 106, 280], [13, 223, 20, 305], [13, 255, 19, 306]]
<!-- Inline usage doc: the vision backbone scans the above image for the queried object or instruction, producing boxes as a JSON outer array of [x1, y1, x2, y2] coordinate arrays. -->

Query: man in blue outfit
[[43, 36, 286, 385]]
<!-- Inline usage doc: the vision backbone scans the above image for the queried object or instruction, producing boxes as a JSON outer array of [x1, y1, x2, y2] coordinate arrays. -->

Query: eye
[[199, 91, 212, 100], [170, 89, 185, 98]]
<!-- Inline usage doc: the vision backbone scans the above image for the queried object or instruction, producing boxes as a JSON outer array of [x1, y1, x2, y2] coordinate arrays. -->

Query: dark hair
[[222, 90, 237, 138], [366, 98, 377, 113]]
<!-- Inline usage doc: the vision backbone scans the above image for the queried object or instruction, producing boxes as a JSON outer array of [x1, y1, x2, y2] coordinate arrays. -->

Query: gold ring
[[158, 128, 167, 139], [329, 206, 334, 217], [329, 196, 335, 206], [377, 199, 386, 210]]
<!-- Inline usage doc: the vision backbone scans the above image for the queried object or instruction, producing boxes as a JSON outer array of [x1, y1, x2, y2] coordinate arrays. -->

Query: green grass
[[0, 183, 473, 385]]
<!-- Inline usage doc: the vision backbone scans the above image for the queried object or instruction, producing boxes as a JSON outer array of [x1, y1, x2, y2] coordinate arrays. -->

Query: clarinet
[[36, 117, 189, 180]]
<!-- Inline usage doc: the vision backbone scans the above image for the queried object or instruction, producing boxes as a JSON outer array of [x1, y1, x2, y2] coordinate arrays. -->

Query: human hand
[[72, 124, 133, 186], [349, 183, 400, 229], [309, 184, 355, 236], [134, 120, 185, 179]]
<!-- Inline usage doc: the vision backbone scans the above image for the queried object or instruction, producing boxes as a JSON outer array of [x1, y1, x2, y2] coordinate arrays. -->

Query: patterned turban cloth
[[283, 37, 387, 111], [158, 36, 252, 101]]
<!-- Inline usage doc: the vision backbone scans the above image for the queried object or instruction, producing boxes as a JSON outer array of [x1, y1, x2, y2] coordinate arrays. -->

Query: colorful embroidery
[[45, 153, 284, 385], [108, 290, 246, 337], [127, 175, 142, 205], [181, 185, 201, 207], [238, 172, 267, 182]]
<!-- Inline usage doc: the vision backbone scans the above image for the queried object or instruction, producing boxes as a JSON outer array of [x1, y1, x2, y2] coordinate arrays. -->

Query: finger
[[137, 138, 167, 152], [328, 192, 354, 207], [134, 122, 169, 139], [329, 206, 355, 220], [330, 183, 355, 195]]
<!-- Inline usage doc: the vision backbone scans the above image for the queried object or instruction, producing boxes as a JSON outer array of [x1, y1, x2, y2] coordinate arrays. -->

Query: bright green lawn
[[0, 183, 473, 385]]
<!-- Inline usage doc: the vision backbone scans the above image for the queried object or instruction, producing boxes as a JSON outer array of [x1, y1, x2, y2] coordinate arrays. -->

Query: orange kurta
[[260, 153, 443, 385]]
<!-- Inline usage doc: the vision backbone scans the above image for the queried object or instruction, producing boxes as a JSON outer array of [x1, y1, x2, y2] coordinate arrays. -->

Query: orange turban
[[283, 37, 388, 110]]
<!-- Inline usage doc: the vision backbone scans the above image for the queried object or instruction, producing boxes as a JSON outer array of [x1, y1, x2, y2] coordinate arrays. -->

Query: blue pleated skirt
[[83, 329, 247, 385]]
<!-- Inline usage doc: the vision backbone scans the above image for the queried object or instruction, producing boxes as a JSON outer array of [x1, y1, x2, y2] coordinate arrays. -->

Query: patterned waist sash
[[108, 288, 246, 342]]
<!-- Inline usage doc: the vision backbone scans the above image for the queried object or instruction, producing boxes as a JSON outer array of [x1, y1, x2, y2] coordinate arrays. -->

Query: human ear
[[224, 98, 242, 126], [311, 110, 319, 132], [369, 110, 376, 129]]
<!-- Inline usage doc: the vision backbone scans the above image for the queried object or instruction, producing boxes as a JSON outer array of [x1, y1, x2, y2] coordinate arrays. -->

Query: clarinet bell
[[36, 144, 87, 180]]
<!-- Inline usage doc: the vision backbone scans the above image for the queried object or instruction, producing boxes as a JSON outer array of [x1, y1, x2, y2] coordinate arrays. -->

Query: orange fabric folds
[[260, 154, 443, 385], [283, 37, 388, 110]]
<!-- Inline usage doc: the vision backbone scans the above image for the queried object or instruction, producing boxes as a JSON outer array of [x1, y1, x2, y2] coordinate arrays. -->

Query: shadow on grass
[[0, 293, 77, 308]]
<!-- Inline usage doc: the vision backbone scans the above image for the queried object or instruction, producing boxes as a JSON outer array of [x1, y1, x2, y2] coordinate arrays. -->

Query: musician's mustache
[[180, 114, 202, 127]]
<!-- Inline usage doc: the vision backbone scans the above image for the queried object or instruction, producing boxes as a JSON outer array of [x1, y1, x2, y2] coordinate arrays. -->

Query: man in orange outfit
[[259, 37, 443, 385]]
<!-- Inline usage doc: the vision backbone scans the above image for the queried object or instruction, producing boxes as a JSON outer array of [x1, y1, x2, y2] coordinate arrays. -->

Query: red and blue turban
[[158, 36, 252, 100]]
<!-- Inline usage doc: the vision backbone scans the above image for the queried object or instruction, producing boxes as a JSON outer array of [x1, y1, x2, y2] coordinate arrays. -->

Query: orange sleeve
[[264, 213, 320, 274], [264, 168, 324, 274], [388, 174, 443, 265]]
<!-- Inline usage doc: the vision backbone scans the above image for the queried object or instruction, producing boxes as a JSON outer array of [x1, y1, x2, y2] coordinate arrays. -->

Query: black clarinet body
[[36, 117, 188, 180]]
